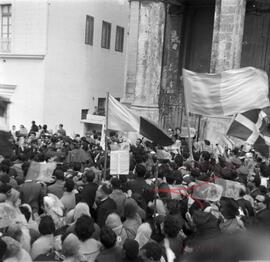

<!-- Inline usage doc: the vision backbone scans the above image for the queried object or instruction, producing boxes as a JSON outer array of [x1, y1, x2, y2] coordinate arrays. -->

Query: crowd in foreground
[[0, 123, 270, 262]]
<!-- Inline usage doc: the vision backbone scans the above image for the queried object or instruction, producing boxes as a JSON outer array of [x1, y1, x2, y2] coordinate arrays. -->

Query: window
[[97, 97, 120, 116], [85, 15, 94, 45], [101, 21, 111, 49], [115, 26, 124, 52], [1, 4, 11, 52], [81, 109, 88, 120]]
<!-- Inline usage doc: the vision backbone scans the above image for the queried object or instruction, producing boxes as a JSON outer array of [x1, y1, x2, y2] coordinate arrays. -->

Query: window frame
[[101, 20, 111, 49], [115, 25, 124, 52], [85, 15, 94, 45], [0, 4, 11, 52]]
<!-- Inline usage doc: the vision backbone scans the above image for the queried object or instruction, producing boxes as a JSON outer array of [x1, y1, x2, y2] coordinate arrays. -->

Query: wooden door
[[241, 11, 270, 92]]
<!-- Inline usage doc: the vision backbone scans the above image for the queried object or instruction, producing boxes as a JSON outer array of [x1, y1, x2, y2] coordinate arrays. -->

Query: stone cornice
[[0, 84, 16, 99], [0, 54, 45, 59]]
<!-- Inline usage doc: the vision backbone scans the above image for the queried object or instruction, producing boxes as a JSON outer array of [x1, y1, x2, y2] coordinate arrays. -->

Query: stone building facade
[[123, 0, 270, 139]]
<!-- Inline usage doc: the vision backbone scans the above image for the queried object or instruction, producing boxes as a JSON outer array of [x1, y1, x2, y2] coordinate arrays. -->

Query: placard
[[215, 177, 242, 200], [192, 181, 223, 202], [26, 161, 57, 182], [110, 150, 130, 175]]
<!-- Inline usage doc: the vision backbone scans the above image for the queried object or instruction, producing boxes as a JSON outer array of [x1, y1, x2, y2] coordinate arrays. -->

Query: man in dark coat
[[127, 164, 147, 195], [80, 169, 98, 213], [95, 183, 117, 227], [254, 194, 270, 232]]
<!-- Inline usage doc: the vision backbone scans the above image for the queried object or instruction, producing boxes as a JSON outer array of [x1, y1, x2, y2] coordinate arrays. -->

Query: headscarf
[[66, 202, 91, 225], [135, 223, 152, 249], [6, 188, 20, 207], [44, 194, 64, 217], [20, 203, 39, 232], [105, 213, 127, 246], [2, 236, 21, 258], [62, 233, 80, 258], [74, 202, 90, 221], [43, 194, 64, 229]]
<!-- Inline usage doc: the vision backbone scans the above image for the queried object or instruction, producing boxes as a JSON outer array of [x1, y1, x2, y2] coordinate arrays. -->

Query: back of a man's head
[[54, 169, 64, 180], [135, 164, 146, 178], [85, 169, 95, 183], [64, 179, 75, 192]]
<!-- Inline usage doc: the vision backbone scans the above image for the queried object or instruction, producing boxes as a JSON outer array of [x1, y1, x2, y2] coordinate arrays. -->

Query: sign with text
[[26, 161, 57, 182], [192, 181, 223, 202], [110, 150, 130, 175], [215, 177, 242, 200]]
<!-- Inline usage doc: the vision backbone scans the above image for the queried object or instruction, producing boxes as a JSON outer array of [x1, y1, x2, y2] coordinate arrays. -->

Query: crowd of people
[[0, 123, 270, 262]]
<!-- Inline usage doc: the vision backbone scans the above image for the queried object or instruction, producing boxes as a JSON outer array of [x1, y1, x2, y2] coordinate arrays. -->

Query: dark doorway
[[241, 4, 270, 96]]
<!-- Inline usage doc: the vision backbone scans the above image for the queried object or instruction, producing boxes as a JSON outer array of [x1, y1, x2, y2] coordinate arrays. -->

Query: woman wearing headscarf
[[105, 212, 127, 247], [62, 233, 81, 262], [4, 189, 31, 253], [66, 202, 100, 240], [5, 223, 31, 255], [2, 236, 32, 262], [134, 223, 152, 249], [5, 189, 26, 225], [43, 193, 65, 231]]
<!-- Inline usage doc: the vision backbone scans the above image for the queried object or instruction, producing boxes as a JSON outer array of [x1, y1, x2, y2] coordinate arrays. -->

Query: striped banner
[[183, 67, 269, 116]]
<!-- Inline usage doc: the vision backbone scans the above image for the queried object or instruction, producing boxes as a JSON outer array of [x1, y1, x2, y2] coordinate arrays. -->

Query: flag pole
[[182, 74, 194, 160], [103, 92, 109, 181]]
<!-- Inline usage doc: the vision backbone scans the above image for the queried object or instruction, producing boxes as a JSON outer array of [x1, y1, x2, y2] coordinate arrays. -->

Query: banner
[[183, 67, 269, 116], [180, 127, 196, 138], [110, 150, 130, 175], [26, 161, 57, 182], [192, 181, 223, 202], [215, 177, 242, 200]]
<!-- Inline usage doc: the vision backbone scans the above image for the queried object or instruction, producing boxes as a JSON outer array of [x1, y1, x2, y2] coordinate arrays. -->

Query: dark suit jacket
[[96, 197, 117, 227], [80, 182, 98, 209], [256, 208, 270, 232], [127, 177, 147, 195], [20, 181, 45, 214], [95, 246, 122, 262], [47, 180, 65, 199]]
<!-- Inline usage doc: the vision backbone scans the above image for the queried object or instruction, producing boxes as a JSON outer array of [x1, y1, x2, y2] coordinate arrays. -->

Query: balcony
[[0, 37, 11, 53]]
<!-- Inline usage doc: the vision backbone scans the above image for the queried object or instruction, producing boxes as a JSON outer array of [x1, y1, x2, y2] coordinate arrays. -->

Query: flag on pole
[[227, 109, 270, 157], [107, 95, 173, 146], [183, 67, 270, 116], [0, 97, 13, 157]]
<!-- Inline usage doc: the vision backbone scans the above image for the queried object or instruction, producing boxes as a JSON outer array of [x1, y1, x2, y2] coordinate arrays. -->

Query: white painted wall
[[12, 0, 48, 54], [0, 58, 45, 129], [43, 0, 129, 135], [0, 0, 47, 130], [0, 0, 129, 135]]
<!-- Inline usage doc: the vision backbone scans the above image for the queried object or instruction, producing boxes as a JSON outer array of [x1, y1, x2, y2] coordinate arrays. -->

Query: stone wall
[[131, 1, 165, 122], [210, 0, 246, 72], [159, 4, 184, 129]]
